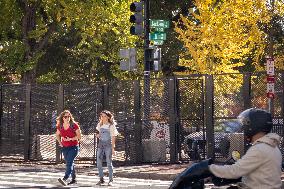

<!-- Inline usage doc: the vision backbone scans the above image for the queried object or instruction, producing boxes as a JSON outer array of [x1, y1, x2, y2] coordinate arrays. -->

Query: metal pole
[[144, 0, 151, 119], [0, 84, 2, 145], [24, 84, 31, 161], [56, 84, 64, 164], [267, 0, 275, 113], [268, 98, 271, 113]]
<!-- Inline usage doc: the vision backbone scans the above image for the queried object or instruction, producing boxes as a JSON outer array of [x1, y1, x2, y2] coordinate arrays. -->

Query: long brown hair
[[56, 110, 78, 129]]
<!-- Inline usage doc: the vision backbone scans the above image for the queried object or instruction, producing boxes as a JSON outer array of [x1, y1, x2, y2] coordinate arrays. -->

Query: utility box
[[142, 139, 166, 162]]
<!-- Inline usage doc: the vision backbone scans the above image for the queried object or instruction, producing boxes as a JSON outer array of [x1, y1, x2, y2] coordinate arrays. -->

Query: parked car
[[184, 120, 244, 161]]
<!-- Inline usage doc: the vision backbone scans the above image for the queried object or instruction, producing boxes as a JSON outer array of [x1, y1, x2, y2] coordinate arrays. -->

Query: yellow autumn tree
[[174, 0, 284, 111], [174, 0, 284, 118], [174, 0, 276, 74]]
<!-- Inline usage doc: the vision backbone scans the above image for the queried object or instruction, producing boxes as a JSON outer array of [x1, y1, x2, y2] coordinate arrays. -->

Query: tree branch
[[35, 22, 56, 52]]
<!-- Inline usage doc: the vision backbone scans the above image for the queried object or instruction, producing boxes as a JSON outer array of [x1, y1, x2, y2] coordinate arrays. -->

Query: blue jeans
[[97, 146, 113, 180], [61, 146, 79, 180]]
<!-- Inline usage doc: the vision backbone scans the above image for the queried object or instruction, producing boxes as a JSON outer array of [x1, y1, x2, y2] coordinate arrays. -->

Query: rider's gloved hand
[[169, 159, 213, 189]]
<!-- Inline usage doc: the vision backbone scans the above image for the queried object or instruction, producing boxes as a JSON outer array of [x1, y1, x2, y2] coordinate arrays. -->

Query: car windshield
[[219, 119, 243, 133]]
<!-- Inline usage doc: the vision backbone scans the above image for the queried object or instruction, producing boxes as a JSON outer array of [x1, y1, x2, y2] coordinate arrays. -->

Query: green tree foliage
[[0, 0, 139, 83], [1, 1, 283, 83], [150, 0, 194, 76]]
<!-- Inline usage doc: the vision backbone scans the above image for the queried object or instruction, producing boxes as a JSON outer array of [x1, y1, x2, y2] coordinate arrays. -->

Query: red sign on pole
[[267, 76, 275, 83]]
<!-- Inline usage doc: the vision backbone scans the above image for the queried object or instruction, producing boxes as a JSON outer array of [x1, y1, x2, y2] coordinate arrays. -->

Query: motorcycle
[[169, 151, 242, 189]]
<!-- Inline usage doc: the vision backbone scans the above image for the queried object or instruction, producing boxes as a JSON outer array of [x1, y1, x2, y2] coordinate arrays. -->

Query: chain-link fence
[[0, 72, 283, 165]]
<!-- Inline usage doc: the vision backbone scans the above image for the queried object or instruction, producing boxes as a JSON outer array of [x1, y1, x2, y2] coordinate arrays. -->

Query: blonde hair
[[99, 110, 117, 126]]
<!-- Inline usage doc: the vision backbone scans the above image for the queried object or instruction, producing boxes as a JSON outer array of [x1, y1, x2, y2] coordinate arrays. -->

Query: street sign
[[150, 40, 164, 46], [149, 19, 169, 46], [153, 27, 165, 32], [150, 19, 170, 28], [149, 32, 166, 40], [266, 56, 275, 99], [266, 57, 274, 76]]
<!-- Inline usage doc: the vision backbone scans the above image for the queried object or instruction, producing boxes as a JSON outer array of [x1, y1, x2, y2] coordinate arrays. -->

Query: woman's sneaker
[[68, 180, 77, 185], [96, 178, 105, 185], [108, 180, 113, 186], [58, 178, 67, 186]]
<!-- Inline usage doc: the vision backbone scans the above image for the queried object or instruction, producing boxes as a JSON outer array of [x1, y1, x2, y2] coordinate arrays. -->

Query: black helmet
[[237, 108, 273, 138]]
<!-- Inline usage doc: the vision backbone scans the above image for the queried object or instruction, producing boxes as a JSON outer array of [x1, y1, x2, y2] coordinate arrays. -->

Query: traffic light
[[153, 47, 161, 71], [129, 2, 144, 35], [146, 47, 162, 71]]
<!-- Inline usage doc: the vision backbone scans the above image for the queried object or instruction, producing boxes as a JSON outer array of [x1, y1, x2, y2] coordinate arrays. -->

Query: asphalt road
[[0, 169, 172, 189]]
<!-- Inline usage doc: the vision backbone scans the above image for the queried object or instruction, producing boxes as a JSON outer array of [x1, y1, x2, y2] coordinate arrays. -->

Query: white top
[[96, 123, 119, 137]]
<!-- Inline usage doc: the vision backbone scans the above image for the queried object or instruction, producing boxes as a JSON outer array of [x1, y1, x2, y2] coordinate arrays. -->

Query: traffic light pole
[[143, 0, 151, 120], [144, 0, 150, 71]]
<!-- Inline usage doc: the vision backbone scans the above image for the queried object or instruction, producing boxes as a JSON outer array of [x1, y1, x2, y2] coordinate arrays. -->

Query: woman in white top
[[95, 110, 119, 186]]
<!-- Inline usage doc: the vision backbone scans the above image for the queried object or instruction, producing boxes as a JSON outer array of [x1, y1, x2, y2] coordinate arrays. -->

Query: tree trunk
[[21, 1, 37, 83]]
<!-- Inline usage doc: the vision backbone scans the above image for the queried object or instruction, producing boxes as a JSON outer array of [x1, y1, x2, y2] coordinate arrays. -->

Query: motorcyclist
[[170, 108, 282, 189]]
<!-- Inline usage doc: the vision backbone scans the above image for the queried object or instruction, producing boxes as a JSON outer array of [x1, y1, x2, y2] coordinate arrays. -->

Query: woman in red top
[[55, 110, 81, 186]]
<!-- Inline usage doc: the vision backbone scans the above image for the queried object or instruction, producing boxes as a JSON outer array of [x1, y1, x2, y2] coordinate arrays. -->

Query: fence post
[[0, 84, 2, 145], [243, 73, 251, 110], [281, 72, 284, 139], [205, 75, 214, 159], [24, 84, 31, 161], [169, 77, 178, 163], [56, 84, 64, 164], [134, 80, 142, 163]]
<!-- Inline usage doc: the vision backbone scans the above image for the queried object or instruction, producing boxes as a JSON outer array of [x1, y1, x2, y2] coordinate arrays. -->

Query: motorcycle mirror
[[231, 150, 240, 161]]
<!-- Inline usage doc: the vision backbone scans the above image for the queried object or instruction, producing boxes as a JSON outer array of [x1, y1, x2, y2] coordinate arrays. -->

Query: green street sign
[[151, 40, 164, 46], [154, 27, 165, 32], [150, 19, 170, 28], [149, 32, 166, 40]]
